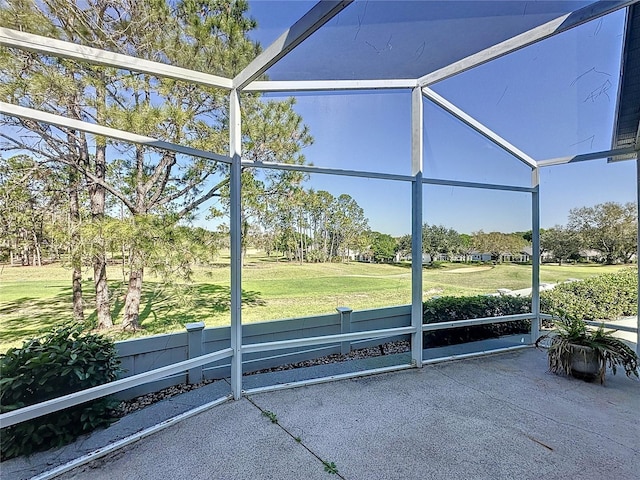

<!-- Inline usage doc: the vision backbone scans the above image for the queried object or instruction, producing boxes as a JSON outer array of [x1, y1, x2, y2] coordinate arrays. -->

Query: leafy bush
[[423, 295, 531, 347], [0, 324, 121, 460], [540, 268, 637, 320]]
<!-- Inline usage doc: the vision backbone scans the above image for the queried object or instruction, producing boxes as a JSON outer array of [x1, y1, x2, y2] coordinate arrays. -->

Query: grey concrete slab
[[55, 398, 329, 480], [250, 349, 639, 480], [3, 348, 639, 480]]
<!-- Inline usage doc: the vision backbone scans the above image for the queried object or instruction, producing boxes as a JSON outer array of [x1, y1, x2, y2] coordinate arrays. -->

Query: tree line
[[540, 202, 637, 265], [252, 197, 638, 265], [391, 202, 637, 265], [0, 158, 371, 268], [395, 226, 528, 263]]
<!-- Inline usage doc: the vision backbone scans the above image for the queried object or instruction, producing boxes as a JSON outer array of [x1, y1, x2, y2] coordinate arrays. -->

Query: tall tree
[[540, 226, 581, 265], [0, 0, 121, 327], [224, 97, 313, 265], [458, 233, 474, 262], [0, 1, 311, 330], [370, 232, 397, 263], [332, 194, 369, 262], [567, 202, 637, 264], [422, 224, 461, 262], [472, 230, 526, 262], [0, 155, 61, 266], [396, 234, 412, 260]]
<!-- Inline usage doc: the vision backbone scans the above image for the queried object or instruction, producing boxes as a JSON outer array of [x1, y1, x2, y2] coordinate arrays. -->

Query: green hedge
[[0, 324, 121, 460], [540, 268, 637, 320], [421, 268, 638, 347], [423, 295, 531, 347]]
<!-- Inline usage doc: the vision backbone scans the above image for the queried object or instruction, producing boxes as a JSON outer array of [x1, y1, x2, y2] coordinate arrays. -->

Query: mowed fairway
[[0, 256, 624, 351]]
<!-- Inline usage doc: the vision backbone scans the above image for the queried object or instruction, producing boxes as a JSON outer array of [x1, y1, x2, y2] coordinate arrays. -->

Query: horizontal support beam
[[584, 320, 638, 334], [0, 348, 234, 428], [422, 87, 537, 168], [422, 314, 534, 332], [243, 79, 417, 92], [418, 0, 639, 87], [541, 314, 637, 334], [423, 177, 535, 193], [0, 27, 232, 90], [538, 146, 638, 167], [0, 102, 231, 164], [241, 160, 414, 182], [234, 0, 353, 89], [242, 326, 416, 354]]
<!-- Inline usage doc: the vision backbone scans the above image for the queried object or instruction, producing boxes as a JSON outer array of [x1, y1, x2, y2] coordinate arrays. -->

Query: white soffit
[[612, 3, 640, 154]]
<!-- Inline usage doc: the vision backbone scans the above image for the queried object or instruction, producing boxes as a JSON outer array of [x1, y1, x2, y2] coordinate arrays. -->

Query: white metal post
[[531, 168, 541, 342], [230, 90, 243, 399], [411, 87, 424, 366]]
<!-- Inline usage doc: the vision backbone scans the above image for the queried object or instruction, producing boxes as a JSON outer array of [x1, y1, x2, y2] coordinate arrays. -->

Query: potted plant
[[535, 313, 639, 384]]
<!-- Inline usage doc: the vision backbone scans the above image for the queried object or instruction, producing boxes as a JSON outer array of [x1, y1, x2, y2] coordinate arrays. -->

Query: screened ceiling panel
[[423, 99, 532, 188], [427, 9, 625, 162], [247, 0, 318, 50], [258, 0, 596, 81]]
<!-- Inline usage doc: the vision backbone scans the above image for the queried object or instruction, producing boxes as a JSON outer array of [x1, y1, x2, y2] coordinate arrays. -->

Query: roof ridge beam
[[233, 0, 353, 90], [0, 101, 231, 163], [418, 0, 639, 87], [0, 27, 233, 90], [421, 87, 537, 169]]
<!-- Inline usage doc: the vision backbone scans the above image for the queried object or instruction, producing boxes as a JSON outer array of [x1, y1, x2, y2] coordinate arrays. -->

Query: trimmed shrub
[[423, 295, 531, 347], [540, 268, 637, 321], [0, 324, 121, 460]]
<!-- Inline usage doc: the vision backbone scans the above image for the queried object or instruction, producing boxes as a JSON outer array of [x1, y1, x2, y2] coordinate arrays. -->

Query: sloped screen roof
[[260, 0, 596, 81]]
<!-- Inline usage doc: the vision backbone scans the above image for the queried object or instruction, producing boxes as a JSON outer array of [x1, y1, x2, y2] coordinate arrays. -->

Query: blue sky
[[236, 1, 637, 237]]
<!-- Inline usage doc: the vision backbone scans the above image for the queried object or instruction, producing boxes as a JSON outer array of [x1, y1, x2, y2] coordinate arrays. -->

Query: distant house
[[469, 252, 492, 262], [395, 251, 517, 263], [345, 248, 373, 263], [579, 249, 602, 262], [500, 247, 532, 263]]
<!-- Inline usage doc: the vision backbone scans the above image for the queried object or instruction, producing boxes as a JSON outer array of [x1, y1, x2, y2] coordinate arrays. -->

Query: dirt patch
[[445, 266, 493, 273], [344, 274, 410, 278]]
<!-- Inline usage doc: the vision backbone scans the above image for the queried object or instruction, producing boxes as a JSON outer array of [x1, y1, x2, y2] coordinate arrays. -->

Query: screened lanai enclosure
[[1, 0, 639, 435]]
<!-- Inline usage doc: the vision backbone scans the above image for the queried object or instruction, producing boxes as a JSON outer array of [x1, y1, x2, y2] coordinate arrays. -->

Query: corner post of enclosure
[[411, 87, 424, 366], [531, 168, 541, 342], [230, 89, 243, 399]]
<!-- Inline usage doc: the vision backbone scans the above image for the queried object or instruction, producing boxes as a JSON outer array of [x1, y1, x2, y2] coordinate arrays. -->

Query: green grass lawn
[[0, 256, 625, 352]]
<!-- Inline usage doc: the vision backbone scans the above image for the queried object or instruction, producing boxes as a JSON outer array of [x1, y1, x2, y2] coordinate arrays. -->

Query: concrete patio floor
[[6, 347, 638, 480]]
